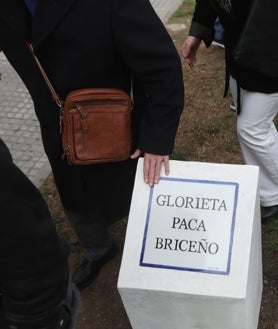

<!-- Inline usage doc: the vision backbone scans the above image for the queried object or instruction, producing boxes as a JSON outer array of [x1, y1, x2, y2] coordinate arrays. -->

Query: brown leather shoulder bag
[[27, 43, 131, 165]]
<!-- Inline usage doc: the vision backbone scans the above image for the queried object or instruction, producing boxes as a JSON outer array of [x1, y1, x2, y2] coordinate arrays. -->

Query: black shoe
[[261, 204, 278, 223], [5, 283, 79, 329], [72, 244, 118, 290], [56, 283, 79, 329]]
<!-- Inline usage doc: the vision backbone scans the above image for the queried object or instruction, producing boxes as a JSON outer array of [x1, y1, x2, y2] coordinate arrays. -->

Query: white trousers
[[230, 77, 278, 206]]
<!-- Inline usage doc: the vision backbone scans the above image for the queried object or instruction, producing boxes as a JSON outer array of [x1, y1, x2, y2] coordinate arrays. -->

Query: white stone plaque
[[118, 160, 262, 329], [140, 177, 239, 274]]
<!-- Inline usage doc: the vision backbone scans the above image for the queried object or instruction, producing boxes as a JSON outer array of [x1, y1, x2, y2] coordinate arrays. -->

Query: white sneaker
[[230, 101, 236, 111], [211, 40, 225, 48]]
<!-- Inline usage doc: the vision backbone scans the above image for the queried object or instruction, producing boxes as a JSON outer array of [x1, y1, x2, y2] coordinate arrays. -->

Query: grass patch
[[171, 149, 188, 161], [266, 219, 278, 252], [172, 9, 186, 18]]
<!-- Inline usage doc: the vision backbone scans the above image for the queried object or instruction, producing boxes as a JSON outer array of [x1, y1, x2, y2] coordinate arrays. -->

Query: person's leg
[[214, 18, 224, 42], [212, 18, 225, 48], [236, 89, 278, 208], [66, 159, 138, 290], [0, 138, 79, 328], [229, 76, 238, 111]]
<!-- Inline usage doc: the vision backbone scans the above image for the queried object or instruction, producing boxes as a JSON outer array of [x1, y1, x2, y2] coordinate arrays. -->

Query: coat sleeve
[[111, 0, 184, 155], [189, 0, 218, 47], [0, 20, 4, 52]]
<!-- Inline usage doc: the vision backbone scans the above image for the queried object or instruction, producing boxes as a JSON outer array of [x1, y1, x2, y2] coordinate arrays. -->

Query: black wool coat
[[190, 0, 278, 93], [0, 0, 184, 219]]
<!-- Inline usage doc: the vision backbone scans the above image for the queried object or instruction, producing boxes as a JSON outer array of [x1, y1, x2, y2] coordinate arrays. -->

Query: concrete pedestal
[[118, 160, 262, 329]]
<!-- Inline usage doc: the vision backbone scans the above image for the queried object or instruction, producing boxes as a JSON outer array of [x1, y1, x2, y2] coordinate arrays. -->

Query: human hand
[[181, 36, 202, 68], [131, 149, 170, 187]]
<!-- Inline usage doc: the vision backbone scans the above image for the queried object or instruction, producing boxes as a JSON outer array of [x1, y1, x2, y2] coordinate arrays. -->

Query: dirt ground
[[41, 1, 278, 328]]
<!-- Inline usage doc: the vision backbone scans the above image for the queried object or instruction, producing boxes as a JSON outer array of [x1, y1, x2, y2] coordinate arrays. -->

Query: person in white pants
[[234, 82, 278, 217], [181, 0, 278, 222]]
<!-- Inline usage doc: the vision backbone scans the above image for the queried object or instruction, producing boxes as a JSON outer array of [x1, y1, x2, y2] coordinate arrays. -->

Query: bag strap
[[26, 42, 63, 109]]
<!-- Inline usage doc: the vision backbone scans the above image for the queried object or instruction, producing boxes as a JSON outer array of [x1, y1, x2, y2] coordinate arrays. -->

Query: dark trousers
[[0, 138, 70, 328]]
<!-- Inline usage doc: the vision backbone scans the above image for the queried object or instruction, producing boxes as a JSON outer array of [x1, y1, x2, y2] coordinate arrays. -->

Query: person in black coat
[[0, 138, 78, 328], [182, 0, 278, 222], [0, 0, 184, 290]]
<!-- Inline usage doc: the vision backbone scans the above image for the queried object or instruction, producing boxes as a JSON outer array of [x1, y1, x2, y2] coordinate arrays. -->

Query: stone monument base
[[118, 160, 262, 329]]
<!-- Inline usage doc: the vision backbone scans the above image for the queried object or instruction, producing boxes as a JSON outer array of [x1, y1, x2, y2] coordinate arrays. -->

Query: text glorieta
[[156, 194, 227, 211]]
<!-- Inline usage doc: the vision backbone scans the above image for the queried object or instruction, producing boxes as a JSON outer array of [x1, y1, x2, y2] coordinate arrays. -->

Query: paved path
[[0, 0, 184, 187]]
